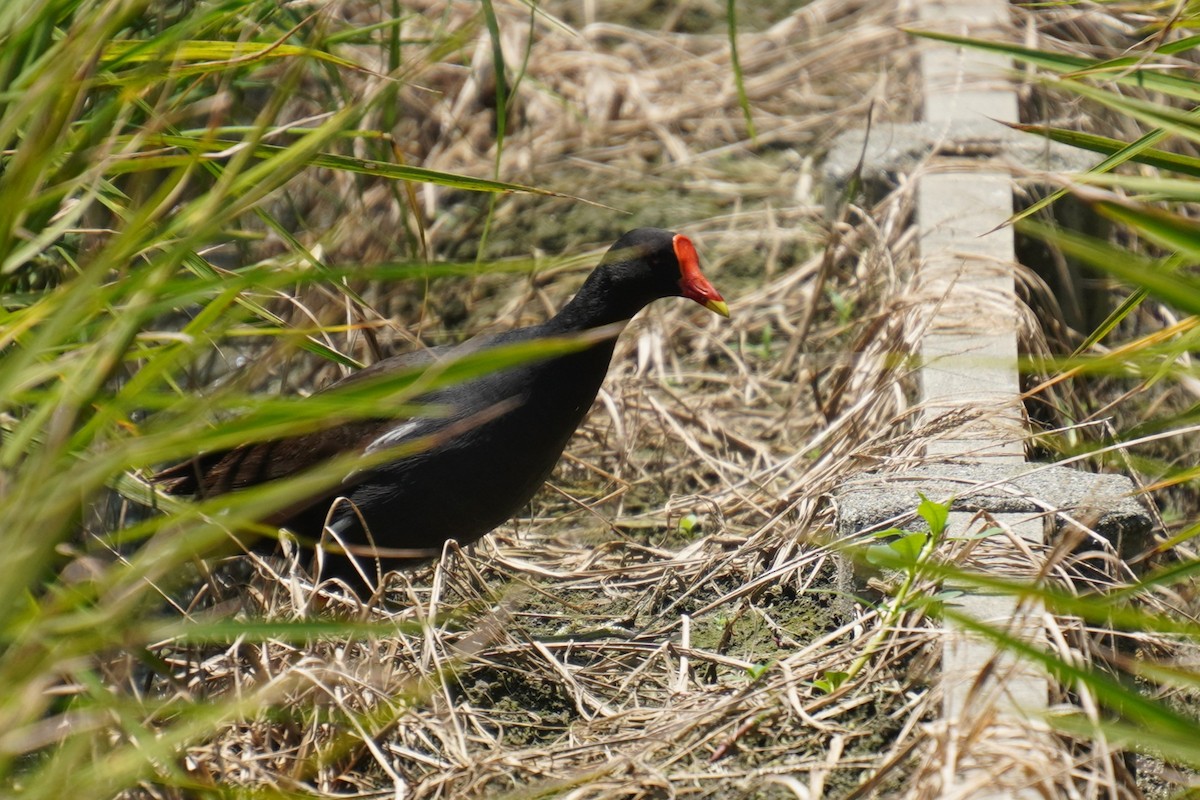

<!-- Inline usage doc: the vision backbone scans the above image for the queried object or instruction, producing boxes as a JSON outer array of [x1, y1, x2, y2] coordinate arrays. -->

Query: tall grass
[[911, 7, 1200, 784], [0, 1, 567, 794]]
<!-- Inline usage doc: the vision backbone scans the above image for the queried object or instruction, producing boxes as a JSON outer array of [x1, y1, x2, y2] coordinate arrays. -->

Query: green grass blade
[[946, 609, 1200, 740], [1018, 218, 1200, 316], [1058, 79, 1200, 146], [905, 28, 1200, 101], [726, 0, 756, 143], [1091, 198, 1200, 260], [143, 134, 572, 197], [479, 0, 509, 175], [1065, 172, 1200, 202], [1008, 123, 1200, 178], [99, 39, 363, 75]]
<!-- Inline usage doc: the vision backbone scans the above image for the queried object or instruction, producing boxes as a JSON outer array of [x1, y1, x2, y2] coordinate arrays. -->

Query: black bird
[[155, 228, 728, 589]]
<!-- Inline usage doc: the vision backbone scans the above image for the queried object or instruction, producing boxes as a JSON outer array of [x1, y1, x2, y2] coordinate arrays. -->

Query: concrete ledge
[[835, 462, 1153, 554], [823, 120, 1093, 202]]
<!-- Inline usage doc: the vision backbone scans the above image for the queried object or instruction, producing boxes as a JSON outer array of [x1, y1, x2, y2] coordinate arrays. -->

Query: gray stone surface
[[835, 462, 1153, 550], [917, 168, 1025, 460], [942, 512, 1048, 717], [823, 120, 1094, 202]]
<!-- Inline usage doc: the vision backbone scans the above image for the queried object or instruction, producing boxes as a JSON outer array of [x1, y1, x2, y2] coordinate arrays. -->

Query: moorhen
[[155, 228, 728, 590]]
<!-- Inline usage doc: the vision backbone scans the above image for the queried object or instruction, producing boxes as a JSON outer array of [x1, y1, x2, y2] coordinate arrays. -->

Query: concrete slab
[[942, 512, 1048, 720], [821, 0, 1157, 791], [834, 462, 1152, 554], [822, 120, 1093, 202], [917, 0, 1018, 125], [917, 168, 1025, 459]]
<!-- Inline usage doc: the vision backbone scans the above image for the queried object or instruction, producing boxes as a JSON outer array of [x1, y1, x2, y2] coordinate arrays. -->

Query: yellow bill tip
[[705, 299, 730, 318]]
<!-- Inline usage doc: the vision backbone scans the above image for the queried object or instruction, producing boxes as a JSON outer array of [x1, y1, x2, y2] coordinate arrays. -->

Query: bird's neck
[[547, 269, 646, 332]]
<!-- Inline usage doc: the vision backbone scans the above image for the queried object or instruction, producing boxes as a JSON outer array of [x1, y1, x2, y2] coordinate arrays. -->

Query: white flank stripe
[[365, 420, 422, 454]]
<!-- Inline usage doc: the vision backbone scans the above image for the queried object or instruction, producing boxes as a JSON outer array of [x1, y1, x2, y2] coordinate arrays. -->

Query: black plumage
[[155, 228, 728, 590]]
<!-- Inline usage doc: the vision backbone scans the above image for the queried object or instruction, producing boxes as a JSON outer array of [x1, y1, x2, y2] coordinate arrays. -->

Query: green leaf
[[726, 0, 756, 142], [99, 39, 363, 76], [916, 493, 950, 538], [907, 30, 1200, 228], [865, 531, 929, 569], [1092, 199, 1200, 261], [1009, 123, 1177, 228], [1019, 219, 1200, 317], [121, 135, 573, 198], [746, 662, 770, 681], [812, 670, 849, 694], [948, 610, 1200, 743], [1066, 172, 1200, 204], [1008, 124, 1200, 179], [149, 617, 422, 644], [904, 28, 1200, 101], [677, 513, 701, 536], [1057, 79, 1200, 146]]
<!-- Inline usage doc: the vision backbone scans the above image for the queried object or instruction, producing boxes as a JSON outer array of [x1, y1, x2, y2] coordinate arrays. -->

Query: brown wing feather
[[153, 419, 389, 496], [153, 347, 441, 497]]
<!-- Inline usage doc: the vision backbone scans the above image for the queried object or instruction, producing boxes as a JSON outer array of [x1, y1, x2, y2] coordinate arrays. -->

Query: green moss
[[458, 669, 576, 748]]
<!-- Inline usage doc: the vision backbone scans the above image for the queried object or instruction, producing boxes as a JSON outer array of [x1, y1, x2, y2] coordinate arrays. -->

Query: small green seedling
[[746, 662, 770, 681], [842, 494, 954, 685], [864, 492, 950, 569], [812, 670, 849, 695], [866, 529, 928, 569]]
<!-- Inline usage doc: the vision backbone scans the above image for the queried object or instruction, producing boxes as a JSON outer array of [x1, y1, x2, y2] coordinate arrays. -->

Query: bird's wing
[[152, 332, 526, 498], [153, 418, 429, 495], [153, 347, 445, 497]]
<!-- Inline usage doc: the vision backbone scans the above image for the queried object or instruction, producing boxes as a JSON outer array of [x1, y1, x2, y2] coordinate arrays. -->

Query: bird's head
[[598, 227, 729, 319]]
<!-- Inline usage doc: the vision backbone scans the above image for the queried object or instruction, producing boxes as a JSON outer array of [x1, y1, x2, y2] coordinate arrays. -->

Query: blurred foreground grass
[[0, 1, 565, 794]]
